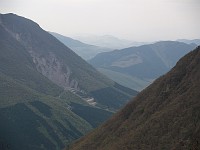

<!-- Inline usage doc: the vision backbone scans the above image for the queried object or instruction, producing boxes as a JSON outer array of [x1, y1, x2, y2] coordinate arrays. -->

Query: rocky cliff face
[[0, 13, 139, 150], [30, 51, 79, 90], [0, 13, 137, 111], [0, 15, 80, 91]]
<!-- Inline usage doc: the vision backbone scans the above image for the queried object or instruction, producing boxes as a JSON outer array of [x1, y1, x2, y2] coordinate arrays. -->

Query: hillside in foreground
[[0, 13, 137, 150], [68, 46, 200, 150]]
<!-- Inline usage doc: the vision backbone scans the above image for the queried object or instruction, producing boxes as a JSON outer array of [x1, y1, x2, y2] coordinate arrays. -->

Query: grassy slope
[[0, 13, 139, 149], [0, 17, 113, 149], [98, 68, 152, 91], [0, 73, 93, 150], [1, 13, 137, 111], [89, 41, 195, 91], [0, 22, 62, 97], [69, 47, 200, 150], [1, 13, 113, 92]]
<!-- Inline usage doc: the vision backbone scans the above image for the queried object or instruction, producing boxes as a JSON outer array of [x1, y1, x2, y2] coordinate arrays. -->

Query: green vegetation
[[0, 13, 138, 150], [68, 46, 200, 150], [90, 86, 131, 110], [70, 102, 113, 127], [0, 71, 93, 149], [89, 41, 196, 91], [98, 68, 151, 91]]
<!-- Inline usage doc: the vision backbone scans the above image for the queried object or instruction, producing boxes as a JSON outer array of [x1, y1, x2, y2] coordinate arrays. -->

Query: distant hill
[[89, 41, 196, 91], [177, 39, 200, 45], [75, 35, 139, 49], [50, 32, 112, 60], [0, 13, 137, 150], [68, 46, 200, 150]]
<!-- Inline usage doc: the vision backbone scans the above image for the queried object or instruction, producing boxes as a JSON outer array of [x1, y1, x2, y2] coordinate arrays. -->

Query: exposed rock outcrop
[[29, 51, 79, 90]]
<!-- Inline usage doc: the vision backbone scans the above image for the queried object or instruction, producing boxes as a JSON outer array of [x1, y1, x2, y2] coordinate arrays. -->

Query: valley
[[0, 1, 199, 149], [89, 41, 196, 91], [68, 45, 200, 150], [50, 32, 112, 60], [0, 13, 137, 150]]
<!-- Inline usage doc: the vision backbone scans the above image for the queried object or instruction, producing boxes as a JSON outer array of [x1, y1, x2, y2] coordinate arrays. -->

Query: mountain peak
[[0, 13, 137, 149]]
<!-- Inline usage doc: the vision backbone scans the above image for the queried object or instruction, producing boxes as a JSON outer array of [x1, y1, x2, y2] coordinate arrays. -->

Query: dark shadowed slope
[[69, 46, 200, 150]]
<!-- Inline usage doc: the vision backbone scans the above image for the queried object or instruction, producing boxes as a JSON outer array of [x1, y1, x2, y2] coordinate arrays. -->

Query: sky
[[0, 0, 200, 42]]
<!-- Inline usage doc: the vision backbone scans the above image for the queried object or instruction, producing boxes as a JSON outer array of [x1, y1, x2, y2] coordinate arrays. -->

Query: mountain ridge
[[50, 32, 112, 60], [0, 13, 137, 109], [177, 39, 200, 45], [89, 41, 196, 91], [68, 46, 200, 150], [74, 35, 134, 49], [0, 13, 137, 150]]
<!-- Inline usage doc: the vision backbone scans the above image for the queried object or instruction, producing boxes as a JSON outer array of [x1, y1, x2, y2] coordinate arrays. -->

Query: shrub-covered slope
[[69, 46, 200, 150], [0, 20, 92, 149], [0, 13, 137, 110], [0, 13, 137, 150]]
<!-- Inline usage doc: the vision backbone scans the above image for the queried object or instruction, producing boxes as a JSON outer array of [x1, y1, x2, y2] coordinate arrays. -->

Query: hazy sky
[[0, 0, 199, 41]]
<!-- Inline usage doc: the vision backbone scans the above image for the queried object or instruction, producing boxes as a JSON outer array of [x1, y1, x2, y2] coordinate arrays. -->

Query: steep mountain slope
[[0, 13, 137, 110], [0, 13, 137, 150], [50, 32, 112, 60], [68, 46, 200, 150], [0, 22, 93, 150], [89, 41, 196, 91]]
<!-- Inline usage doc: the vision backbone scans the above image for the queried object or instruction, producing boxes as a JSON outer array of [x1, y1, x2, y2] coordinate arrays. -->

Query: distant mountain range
[[50, 33, 199, 63], [89, 41, 196, 91], [50, 32, 112, 60], [177, 39, 200, 45], [74, 35, 148, 49], [0, 13, 137, 150], [68, 46, 200, 150]]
